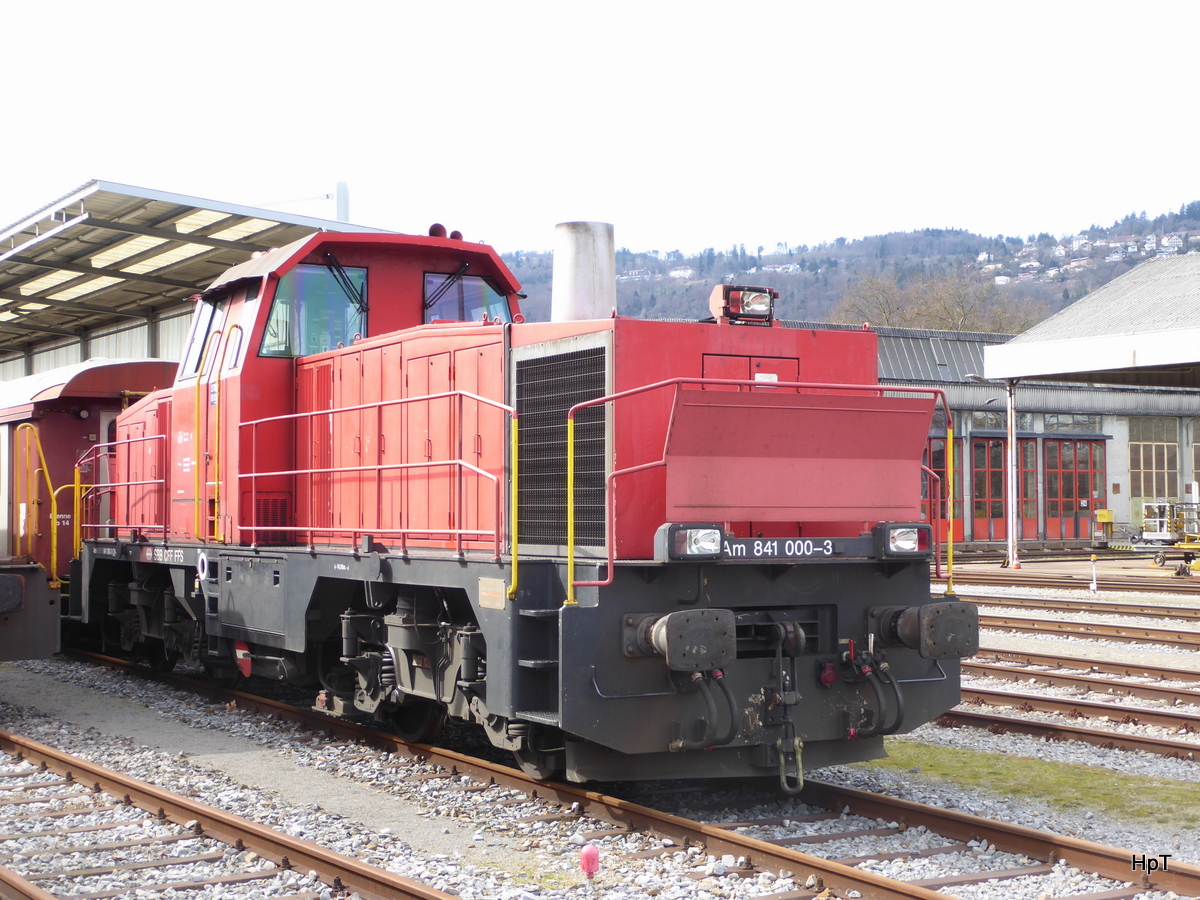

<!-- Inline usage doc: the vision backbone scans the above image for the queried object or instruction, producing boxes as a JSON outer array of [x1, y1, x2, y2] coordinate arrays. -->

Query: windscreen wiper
[[423, 262, 470, 310], [324, 251, 368, 314]]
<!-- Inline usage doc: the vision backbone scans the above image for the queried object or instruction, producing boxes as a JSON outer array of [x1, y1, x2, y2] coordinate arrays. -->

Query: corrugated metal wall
[[32, 340, 82, 373], [0, 357, 24, 380], [158, 309, 194, 359], [90, 322, 149, 359]]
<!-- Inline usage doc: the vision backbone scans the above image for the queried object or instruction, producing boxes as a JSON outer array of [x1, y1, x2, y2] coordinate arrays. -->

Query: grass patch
[[857, 739, 1200, 831]]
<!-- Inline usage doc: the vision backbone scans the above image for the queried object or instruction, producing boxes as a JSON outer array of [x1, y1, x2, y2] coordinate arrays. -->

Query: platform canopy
[[0, 181, 390, 356], [985, 254, 1200, 389]]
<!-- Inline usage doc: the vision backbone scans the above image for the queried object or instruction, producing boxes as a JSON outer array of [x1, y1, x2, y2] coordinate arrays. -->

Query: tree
[[828, 270, 1049, 333], [827, 273, 907, 327]]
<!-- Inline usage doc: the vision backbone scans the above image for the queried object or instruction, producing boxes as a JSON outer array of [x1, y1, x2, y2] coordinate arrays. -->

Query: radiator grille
[[516, 347, 607, 547], [255, 495, 291, 545]]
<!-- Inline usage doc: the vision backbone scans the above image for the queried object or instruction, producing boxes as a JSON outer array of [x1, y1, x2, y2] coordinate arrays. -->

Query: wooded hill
[[502, 202, 1200, 333]]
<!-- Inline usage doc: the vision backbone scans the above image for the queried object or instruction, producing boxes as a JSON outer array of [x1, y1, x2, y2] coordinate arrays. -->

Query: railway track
[[964, 659, 1200, 705], [974, 645, 1200, 681], [0, 728, 455, 900], [964, 593, 1200, 621], [950, 687, 1200, 759], [25, 651, 1197, 900], [978, 613, 1200, 649], [936, 570, 1200, 593]]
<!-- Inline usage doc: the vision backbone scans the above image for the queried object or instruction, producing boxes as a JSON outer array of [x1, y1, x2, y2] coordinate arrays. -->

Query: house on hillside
[[668, 266, 695, 279]]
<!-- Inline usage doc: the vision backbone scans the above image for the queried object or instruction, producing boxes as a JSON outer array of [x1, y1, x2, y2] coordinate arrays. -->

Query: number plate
[[722, 537, 841, 560]]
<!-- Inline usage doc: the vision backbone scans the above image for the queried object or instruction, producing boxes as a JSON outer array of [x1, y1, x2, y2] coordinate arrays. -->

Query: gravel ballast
[[0, 653, 1194, 899]]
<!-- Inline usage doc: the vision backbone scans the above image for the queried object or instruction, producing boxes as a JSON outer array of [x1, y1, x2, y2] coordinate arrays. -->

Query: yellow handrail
[[210, 324, 243, 543], [13, 423, 62, 587], [944, 423, 956, 595], [73, 461, 83, 559], [193, 329, 223, 540]]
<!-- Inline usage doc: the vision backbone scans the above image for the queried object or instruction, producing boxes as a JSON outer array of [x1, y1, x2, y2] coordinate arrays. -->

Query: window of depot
[[1192, 417, 1200, 483], [1129, 416, 1179, 500], [424, 273, 511, 324], [1044, 413, 1102, 432], [969, 410, 1034, 430]]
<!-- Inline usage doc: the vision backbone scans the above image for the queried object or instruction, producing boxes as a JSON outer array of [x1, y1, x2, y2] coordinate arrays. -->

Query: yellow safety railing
[[944, 420, 956, 595], [208, 324, 243, 543], [13, 423, 64, 587], [193, 329, 223, 541]]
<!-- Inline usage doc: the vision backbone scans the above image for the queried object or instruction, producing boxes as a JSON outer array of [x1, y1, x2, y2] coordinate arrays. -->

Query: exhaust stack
[[551, 221, 616, 322]]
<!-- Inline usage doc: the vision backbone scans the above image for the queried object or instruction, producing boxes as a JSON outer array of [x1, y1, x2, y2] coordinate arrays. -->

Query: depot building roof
[[0, 180, 389, 357], [985, 253, 1200, 390]]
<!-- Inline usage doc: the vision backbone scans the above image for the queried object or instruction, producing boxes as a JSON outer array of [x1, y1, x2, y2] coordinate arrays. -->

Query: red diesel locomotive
[[72, 223, 977, 785]]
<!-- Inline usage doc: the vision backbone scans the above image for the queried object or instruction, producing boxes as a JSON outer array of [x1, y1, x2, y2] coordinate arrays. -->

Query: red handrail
[[76, 433, 169, 540], [240, 390, 516, 558], [565, 377, 949, 604]]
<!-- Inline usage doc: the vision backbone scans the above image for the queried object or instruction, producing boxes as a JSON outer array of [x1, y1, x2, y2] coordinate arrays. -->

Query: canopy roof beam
[[0, 289, 153, 319], [0, 254, 200, 291]]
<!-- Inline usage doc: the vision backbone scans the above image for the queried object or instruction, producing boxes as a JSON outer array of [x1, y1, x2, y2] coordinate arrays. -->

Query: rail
[[75, 433, 169, 542], [240, 391, 520, 584], [565, 378, 951, 605]]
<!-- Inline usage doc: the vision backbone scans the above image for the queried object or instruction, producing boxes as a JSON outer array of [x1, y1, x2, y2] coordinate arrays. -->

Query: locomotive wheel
[[1154, 551, 1168, 567], [391, 700, 446, 743], [146, 640, 180, 673], [203, 664, 240, 689], [512, 748, 565, 781]]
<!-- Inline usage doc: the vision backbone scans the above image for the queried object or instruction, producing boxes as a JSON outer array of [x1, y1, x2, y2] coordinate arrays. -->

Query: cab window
[[424, 273, 511, 324], [181, 292, 229, 377], [262, 263, 367, 357]]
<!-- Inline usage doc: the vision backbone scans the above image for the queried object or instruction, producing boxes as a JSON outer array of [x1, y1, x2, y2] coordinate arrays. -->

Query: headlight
[[730, 289, 772, 316], [874, 523, 932, 557], [707, 284, 776, 323], [655, 524, 725, 561], [889, 527, 921, 553]]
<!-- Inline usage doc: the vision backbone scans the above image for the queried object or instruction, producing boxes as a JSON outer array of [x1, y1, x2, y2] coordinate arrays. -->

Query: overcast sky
[[2, 1, 1195, 256]]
